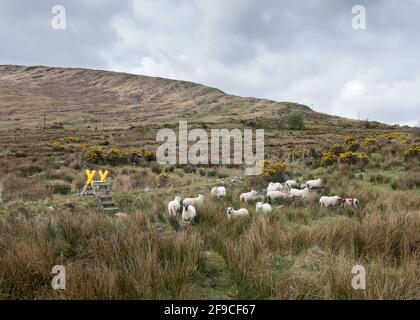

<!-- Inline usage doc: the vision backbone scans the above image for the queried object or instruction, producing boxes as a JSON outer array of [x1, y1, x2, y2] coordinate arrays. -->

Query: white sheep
[[182, 203, 196, 224], [266, 190, 287, 203], [211, 186, 227, 199], [319, 195, 343, 208], [183, 194, 204, 208], [306, 178, 323, 189], [267, 182, 283, 192], [240, 190, 259, 202], [256, 202, 272, 214], [341, 198, 359, 208], [289, 187, 311, 199], [168, 196, 181, 216], [285, 180, 299, 189], [226, 207, 250, 219]]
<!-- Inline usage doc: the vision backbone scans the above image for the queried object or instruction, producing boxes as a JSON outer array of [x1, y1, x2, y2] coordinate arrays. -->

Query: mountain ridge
[[0, 64, 374, 130]]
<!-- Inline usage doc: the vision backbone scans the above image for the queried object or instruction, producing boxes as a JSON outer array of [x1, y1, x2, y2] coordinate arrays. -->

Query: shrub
[[404, 145, 420, 158], [321, 150, 337, 166], [150, 163, 162, 175], [329, 144, 345, 156], [338, 152, 369, 166], [344, 135, 358, 145], [85, 148, 104, 164], [51, 141, 64, 151], [143, 150, 156, 162], [347, 143, 360, 152], [386, 132, 400, 142], [262, 160, 286, 179], [107, 148, 129, 165], [287, 112, 305, 130], [181, 165, 196, 174], [364, 138, 377, 148], [129, 148, 156, 162]]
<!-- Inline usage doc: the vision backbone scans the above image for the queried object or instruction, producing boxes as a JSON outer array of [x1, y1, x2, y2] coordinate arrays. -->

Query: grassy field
[[0, 66, 418, 300], [0, 127, 418, 300]]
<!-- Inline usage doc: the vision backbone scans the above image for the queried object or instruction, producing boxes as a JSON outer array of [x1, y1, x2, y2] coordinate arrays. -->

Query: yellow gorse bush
[[51, 140, 63, 150], [329, 144, 345, 156], [262, 160, 286, 177], [85, 148, 104, 163], [321, 150, 337, 166], [129, 148, 156, 161], [344, 135, 358, 145], [404, 145, 420, 157], [386, 132, 400, 140], [108, 148, 128, 159], [338, 151, 369, 165], [364, 137, 377, 148]]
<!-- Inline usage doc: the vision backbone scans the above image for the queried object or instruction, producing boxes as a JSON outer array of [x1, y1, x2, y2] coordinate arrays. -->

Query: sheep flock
[[167, 177, 359, 225]]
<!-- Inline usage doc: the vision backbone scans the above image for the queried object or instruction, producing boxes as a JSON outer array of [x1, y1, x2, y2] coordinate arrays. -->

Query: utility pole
[[43, 112, 46, 129]]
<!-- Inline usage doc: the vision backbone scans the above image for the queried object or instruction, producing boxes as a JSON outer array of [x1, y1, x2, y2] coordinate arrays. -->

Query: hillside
[[0, 64, 359, 130], [0, 64, 405, 170], [0, 65, 418, 301]]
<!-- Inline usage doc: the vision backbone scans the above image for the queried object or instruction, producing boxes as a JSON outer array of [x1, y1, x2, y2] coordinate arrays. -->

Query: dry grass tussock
[[0, 162, 418, 299]]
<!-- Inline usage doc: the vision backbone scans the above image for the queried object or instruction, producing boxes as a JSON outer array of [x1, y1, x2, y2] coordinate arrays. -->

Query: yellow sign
[[98, 170, 109, 182], [85, 169, 96, 186]]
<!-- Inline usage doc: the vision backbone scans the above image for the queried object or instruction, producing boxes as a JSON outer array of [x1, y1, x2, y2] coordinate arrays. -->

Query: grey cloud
[[0, 0, 419, 125]]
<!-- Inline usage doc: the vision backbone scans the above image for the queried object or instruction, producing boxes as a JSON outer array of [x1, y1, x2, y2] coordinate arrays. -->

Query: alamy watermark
[[156, 121, 264, 175], [352, 5, 366, 30], [51, 265, 66, 290], [51, 5, 66, 30], [351, 264, 366, 290]]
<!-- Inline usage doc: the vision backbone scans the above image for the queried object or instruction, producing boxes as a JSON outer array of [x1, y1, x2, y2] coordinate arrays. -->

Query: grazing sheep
[[306, 178, 323, 189], [183, 194, 204, 208], [168, 196, 181, 216], [226, 207, 250, 219], [285, 180, 299, 189], [182, 203, 196, 224], [267, 182, 283, 192], [319, 195, 343, 208], [341, 198, 359, 208], [289, 187, 311, 199], [211, 186, 227, 199], [266, 190, 287, 203], [256, 202, 272, 214], [240, 190, 259, 202]]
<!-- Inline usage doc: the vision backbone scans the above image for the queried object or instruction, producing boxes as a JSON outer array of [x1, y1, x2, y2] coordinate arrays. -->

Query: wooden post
[[0, 182, 3, 204]]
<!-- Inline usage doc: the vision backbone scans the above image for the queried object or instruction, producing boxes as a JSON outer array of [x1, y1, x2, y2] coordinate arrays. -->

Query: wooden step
[[98, 195, 113, 200], [101, 200, 115, 205]]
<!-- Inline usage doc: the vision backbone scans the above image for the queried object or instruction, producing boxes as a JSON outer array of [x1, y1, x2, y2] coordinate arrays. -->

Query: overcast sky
[[1, 0, 419, 125]]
